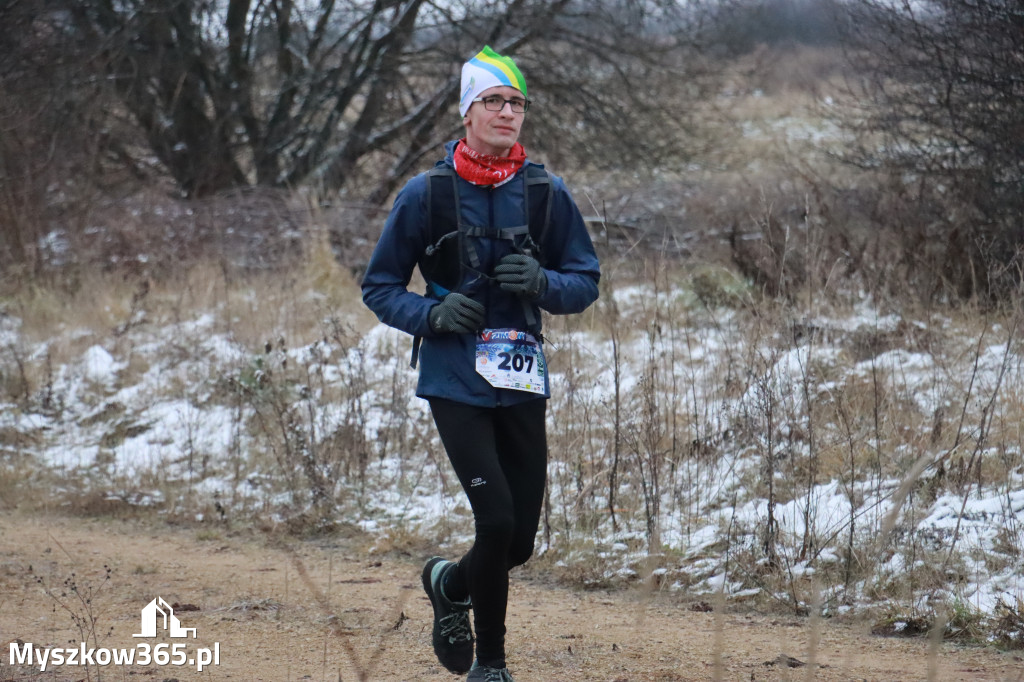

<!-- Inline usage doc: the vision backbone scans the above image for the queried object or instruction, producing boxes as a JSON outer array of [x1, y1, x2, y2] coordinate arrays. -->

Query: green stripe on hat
[[470, 45, 527, 97]]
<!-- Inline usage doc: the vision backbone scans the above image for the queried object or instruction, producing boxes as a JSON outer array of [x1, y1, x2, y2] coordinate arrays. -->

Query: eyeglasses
[[472, 95, 531, 113]]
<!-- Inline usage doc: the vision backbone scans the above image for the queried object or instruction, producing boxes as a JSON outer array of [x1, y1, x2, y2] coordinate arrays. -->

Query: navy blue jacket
[[361, 140, 600, 407]]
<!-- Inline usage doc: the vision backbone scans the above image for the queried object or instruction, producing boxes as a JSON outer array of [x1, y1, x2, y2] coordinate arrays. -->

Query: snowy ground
[[1, 283, 1022, 634]]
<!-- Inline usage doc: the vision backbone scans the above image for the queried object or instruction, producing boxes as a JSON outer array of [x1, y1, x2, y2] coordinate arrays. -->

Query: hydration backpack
[[410, 163, 553, 368]]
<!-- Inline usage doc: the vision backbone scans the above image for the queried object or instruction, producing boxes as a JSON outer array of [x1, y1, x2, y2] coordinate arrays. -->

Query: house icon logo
[[133, 597, 197, 638]]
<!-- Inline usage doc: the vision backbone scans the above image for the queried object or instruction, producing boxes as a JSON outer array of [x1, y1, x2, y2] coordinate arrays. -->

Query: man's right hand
[[428, 293, 485, 334]]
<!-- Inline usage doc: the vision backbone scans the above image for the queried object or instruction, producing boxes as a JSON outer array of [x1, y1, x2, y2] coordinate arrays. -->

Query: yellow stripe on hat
[[472, 46, 527, 95]]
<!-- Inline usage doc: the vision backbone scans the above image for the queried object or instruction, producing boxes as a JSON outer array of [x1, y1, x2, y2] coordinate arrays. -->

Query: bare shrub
[[991, 598, 1024, 650], [29, 563, 114, 682], [708, 0, 846, 54], [840, 0, 1024, 302]]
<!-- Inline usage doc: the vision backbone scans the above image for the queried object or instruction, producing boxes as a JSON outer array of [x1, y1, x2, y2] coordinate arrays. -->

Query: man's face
[[463, 86, 526, 157]]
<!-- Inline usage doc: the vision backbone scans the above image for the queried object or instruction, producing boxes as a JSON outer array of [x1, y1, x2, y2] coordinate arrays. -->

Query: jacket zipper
[[487, 186, 503, 407]]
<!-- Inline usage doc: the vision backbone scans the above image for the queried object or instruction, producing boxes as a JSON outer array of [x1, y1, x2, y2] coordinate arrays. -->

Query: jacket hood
[[443, 139, 458, 165]]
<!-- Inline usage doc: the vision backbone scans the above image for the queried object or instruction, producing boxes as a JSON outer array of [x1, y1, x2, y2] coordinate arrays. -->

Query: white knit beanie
[[458, 45, 528, 117]]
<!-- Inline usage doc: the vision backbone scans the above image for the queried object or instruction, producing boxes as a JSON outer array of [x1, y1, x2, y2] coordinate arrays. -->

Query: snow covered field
[[2, 276, 1022, 638]]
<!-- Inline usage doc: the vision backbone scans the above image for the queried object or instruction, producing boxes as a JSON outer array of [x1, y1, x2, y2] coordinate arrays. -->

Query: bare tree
[[841, 0, 1024, 300], [0, 0, 103, 273], [42, 0, 712, 200], [705, 0, 845, 52]]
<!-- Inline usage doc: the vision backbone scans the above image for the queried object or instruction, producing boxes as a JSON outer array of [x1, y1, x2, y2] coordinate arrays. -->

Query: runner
[[361, 45, 600, 682]]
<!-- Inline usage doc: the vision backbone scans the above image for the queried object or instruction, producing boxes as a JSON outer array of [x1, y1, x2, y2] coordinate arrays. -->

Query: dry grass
[[4, 272, 140, 357], [1, 230, 373, 362], [4, 220, 1023, 647]]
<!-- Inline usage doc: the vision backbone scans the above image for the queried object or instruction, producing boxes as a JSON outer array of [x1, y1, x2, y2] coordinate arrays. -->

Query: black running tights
[[428, 397, 548, 668]]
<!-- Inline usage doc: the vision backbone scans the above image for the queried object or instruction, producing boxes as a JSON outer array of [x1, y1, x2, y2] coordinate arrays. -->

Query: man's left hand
[[494, 254, 547, 300]]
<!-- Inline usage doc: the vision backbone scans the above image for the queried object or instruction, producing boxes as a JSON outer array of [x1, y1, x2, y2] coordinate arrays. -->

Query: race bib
[[475, 328, 546, 394]]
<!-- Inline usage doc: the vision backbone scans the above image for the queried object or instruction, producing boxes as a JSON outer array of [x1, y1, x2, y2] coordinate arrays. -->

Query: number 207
[[497, 352, 533, 373]]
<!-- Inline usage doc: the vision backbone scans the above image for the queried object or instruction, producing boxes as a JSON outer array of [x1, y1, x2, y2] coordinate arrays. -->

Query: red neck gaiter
[[453, 139, 527, 187]]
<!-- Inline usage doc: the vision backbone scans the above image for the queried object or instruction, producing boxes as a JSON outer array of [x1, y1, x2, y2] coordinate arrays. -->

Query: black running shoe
[[422, 556, 474, 673], [467, 662, 515, 681]]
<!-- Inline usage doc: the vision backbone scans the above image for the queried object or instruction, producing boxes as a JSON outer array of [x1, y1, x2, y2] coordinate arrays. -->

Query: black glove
[[493, 254, 547, 300], [428, 292, 486, 334]]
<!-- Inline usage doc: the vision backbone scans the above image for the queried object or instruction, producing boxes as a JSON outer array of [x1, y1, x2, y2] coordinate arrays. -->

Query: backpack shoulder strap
[[426, 166, 458, 248], [413, 165, 551, 367], [524, 165, 553, 265], [420, 166, 464, 292], [412, 166, 460, 369]]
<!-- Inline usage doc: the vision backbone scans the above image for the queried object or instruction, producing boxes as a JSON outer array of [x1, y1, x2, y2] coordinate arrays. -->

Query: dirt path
[[0, 512, 1020, 682]]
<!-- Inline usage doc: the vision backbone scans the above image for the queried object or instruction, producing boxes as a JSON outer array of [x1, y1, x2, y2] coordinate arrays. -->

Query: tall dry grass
[[3, 199, 1023, 647]]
